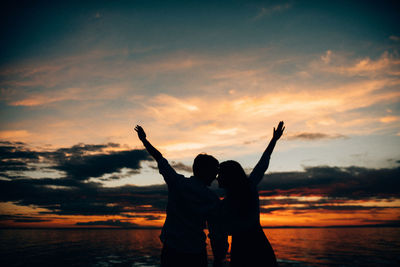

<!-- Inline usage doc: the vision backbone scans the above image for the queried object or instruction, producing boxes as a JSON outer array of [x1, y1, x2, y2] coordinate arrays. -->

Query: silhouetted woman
[[218, 121, 285, 267]]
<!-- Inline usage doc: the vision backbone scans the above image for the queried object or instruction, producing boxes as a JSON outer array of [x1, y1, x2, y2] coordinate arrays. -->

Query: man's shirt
[[157, 157, 225, 254]]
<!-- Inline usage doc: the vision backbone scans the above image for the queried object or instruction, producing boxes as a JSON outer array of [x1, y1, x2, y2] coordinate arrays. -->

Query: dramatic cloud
[[170, 162, 192, 173], [0, 215, 51, 223], [0, 177, 169, 216], [119, 213, 164, 221], [0, 141, 152, 181], [1, 141, 399, 225], [52, 142, 120, 155], [52, 149, 151, 181], [0, 141, 41, 176], [287, 133, 347, 141], [0, 141, 39, 160], [258, 166, 400, 198], [14, 218, 51, 223]]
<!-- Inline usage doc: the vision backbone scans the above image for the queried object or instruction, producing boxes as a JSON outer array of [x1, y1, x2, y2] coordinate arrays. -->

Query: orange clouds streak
[[0, 201, 166, 229], [3, 207, 397, 228], [0, 130, 30, 140], [0, 48, 399, 160], [259, 206, 400, 227], [260, 208, 400, 227]]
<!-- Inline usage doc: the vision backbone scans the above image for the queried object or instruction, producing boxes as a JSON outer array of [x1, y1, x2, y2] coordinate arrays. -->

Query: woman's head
[[217, 160, 248, 189], [218, 160, 253, 214]]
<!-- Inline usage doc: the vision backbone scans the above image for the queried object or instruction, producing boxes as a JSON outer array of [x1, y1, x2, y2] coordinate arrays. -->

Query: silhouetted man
[[134, 125, 227, 267]]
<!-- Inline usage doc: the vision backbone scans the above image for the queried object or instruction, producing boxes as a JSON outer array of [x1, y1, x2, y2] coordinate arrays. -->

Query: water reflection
[[1, 228, 399, 266], [266, 228, 400, 266]]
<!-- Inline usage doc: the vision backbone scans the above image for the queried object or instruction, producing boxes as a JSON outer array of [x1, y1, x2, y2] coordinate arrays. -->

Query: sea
[[1, 227, 399, 267]]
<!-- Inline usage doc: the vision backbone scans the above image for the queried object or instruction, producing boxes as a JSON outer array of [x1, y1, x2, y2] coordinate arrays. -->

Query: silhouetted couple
[[135, 121, 285, 267]]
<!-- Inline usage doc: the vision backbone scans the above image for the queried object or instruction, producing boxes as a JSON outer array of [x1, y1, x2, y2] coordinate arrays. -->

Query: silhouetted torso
[[158, 157, 220, 253], [221, 162, 278, 267]]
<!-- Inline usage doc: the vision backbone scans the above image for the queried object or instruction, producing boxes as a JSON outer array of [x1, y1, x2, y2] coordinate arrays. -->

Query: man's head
[[192, 153, 219, 186]]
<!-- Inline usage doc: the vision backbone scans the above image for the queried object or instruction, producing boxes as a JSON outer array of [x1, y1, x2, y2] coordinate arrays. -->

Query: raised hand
[[273, 121, 285, 141], [134, 125, 146, 141], [250, 121, 285, 185]]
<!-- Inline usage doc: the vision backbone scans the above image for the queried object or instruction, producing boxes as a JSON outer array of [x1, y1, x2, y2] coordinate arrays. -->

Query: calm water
[[1, 228, 399, 267]]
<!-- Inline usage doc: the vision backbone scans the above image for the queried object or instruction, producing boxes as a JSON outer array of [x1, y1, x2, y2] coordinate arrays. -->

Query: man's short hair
[[192, 153, 219, 178]]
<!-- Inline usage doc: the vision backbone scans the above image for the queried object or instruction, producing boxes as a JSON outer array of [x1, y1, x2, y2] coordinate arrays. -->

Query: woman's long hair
[[218, 160, 252, 214]]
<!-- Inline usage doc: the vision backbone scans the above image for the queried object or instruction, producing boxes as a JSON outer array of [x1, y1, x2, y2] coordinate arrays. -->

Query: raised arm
[[135, 125, 182, 185], [249, 121, 285, 185], [134, 125, 162, 161]]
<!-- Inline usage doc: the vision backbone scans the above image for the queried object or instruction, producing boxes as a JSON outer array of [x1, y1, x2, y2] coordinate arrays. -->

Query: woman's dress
[[222, 162, 278, 267], [230, 224, 277, 267]]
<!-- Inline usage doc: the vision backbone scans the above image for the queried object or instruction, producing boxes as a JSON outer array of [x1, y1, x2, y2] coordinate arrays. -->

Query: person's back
[[220, 183, 259, 235], [134, 125, 227, 267], [158, 155, 220, 253], [217, 121, 284, 267], [218, 160, 260, 235], [219, 162, 276, 267]]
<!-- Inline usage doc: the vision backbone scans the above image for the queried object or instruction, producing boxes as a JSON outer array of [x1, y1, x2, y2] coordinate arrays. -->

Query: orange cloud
[[379, 116, 400, 123], [312, 50, 400, 77], [0, 48, 398, 157], [0, 130, 30, 139]]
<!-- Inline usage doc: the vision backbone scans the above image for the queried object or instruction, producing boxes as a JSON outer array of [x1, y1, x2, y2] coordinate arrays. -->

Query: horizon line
[[1, 223, 399, 230]]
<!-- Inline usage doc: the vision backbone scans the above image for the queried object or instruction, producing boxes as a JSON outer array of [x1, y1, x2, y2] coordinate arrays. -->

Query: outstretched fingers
[[273, 121, 285, 140], [134, 125, 146, 140], [135, 125, 144, 133], [278, 121, 284, 130]]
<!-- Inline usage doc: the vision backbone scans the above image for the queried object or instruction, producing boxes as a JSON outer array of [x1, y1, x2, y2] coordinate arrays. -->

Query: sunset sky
[[1, 0, 399, 228]]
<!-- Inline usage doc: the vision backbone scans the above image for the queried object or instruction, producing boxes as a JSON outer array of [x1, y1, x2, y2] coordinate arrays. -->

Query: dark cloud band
[[0, 141, 399, 226]]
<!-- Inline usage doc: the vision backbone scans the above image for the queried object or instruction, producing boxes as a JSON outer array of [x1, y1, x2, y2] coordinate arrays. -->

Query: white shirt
[[157, 157, 224, 254]]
